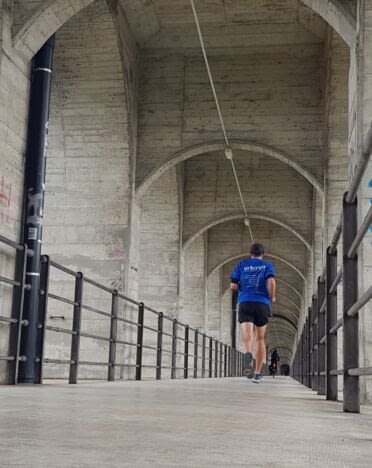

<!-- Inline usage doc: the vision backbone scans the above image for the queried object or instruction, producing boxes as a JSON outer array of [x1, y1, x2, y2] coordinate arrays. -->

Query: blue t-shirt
[[231, 258, 275, 306]]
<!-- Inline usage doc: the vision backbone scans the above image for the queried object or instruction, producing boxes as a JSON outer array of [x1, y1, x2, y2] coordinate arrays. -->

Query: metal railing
[[0, 235, 29, 384], [0, 246, 244, 384], [292, 125, 372, 413]]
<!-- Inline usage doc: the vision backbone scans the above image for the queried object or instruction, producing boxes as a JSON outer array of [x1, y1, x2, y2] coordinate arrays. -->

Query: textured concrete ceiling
[[119, 0, 327, 49]]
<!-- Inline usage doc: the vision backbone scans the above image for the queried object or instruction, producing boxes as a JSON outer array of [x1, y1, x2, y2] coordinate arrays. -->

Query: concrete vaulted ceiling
[[137, 140, 324, 198], [210, 252, 306, 282], [12, 0, 354, 61]]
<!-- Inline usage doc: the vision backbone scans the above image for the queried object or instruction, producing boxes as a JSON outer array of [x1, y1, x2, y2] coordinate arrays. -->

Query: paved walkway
[[1, 377, 372, 467]]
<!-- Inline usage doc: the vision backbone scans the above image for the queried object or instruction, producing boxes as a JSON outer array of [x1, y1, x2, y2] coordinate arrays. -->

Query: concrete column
[[351, 0, 372, 402]]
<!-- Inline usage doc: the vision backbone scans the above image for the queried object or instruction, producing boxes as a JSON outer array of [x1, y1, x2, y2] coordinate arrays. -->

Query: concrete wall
[[0, 0, 30, 383], [41, 0, 133, 379], [354, 0, 372, 402], [138, 167, 181, 314], [206, 268, 221, 338], [181, 235, 207, 330]]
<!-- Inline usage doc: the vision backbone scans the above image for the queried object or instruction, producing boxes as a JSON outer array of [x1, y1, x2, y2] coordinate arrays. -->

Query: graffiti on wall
[[0, 176, 12, 224]]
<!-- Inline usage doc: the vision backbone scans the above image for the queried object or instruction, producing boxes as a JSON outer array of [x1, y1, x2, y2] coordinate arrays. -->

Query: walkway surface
[[1, 377, 372, 467]]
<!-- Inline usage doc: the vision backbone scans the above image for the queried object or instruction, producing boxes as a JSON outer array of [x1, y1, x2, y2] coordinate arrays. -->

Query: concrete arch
[[136, 140, 323, 199], [266, 326, 296, 344], [276, 278, 303, 301], [299, 0, 356, 48], [269, 319, 296, 337], [271, 314, 297, 332], [183, 212, 312, 252], [210, 252, 306, 282], [276, 293, 301, 313], [13, 0, 97, 61], [272, 306, 299, 324]]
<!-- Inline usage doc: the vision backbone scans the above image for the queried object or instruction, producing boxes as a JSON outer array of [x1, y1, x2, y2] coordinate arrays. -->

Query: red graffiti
[[0, 176, 12, 223]]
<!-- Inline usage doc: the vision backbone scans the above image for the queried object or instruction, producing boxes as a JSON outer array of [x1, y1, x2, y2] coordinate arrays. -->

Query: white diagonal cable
[[190, 0, 254, 243]]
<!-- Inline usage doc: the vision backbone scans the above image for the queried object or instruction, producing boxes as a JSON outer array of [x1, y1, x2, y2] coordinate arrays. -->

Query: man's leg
[[240, 322, 254, 353], [254, 325, 267, 374], [240, 322, 255, 378]]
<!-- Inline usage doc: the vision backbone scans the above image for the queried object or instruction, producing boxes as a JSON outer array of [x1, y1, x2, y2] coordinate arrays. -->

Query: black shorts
[[238, 301, 271, 327]]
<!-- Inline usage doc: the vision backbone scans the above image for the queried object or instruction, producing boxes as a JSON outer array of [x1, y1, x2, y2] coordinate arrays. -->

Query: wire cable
[[190, 0, 254, 243]]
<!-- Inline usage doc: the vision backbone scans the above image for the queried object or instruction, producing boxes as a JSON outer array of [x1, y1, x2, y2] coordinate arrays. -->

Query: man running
[[230, 243, 276, 383]]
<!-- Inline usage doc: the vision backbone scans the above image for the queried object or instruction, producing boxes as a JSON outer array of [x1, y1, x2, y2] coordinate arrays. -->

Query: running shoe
[[243, 352, 254, 379], [252, 374, 264, 384]]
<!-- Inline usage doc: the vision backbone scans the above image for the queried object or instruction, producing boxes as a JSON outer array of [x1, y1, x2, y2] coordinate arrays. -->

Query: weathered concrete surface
[[1, 377, 372, 467]]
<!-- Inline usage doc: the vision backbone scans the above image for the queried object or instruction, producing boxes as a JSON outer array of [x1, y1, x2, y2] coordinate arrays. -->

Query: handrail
[[39, 257, 244, 383], [0, 234, 28, 384], [346, 122, 372, 204], [347, 204, 372, 258], [292, 125, 372, 413]]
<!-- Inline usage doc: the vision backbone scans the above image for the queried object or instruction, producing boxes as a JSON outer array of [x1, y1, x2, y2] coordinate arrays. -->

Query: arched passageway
[[0, 0, 371, 419]]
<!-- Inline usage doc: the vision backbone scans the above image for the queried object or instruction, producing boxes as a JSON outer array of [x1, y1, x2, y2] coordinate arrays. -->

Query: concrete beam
[[183, 211, 312, 252], [209, 252, 306, 282], [299, 0, 356, 47], [136, 140, 324, 199]]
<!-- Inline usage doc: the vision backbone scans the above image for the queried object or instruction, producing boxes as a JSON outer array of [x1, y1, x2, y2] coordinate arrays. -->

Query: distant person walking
[[270, 349, 280, 366], [230, 243, 276, 383]]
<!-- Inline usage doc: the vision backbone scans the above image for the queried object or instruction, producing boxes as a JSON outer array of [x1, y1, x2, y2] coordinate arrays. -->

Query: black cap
[[250, 243, 264, 256]]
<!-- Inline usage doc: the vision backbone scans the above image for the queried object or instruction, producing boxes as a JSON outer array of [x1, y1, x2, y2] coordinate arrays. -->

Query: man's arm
[[230, 279, 239, 291], [267, 277, 276, 303]]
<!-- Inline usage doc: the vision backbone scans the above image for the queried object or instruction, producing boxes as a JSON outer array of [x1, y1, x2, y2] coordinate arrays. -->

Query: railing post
[[184, 325, 189, 379], [156, 312, 163, 380], [108, 290, 118, 382], [194, 329, 198, 378], [301, 329, 305, 384], [305, 319, 309, 385], [202, 333, 206, 377], [342, 193, 359, 413], [69, 272, 84, 384], [317, 277, 326, 395], [312, 295, 318, 391], [214, 340, 218, 377], [209, 337, 213, 378], [171, 319, 178, 379], [307, 308, 311, 388], [219, 342, 223, 377], [135, 302, 145, 381], [34, 255, 50, 384], [224, 344, 227, 377], [326, 247, 338, 401], [8, 244, 28, 384]]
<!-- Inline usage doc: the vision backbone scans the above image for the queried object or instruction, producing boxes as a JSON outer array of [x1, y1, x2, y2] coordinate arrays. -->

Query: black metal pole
[[171, 319, 178, 379], [307, 308, 311, 388], [34, 255, 50, 384], [69, 273, 83, 384], [135, 303, 145, 381], [184, 325, 189, 379], [342, 193, 359, 413], [193, 329, 198, 378], [202, 333, 206, 377], [326, 247, 338, 401], [311, 295, 318, 391], [108, 290, 118, 382], [156, 312, 163, 380], [209, 337, 213, 378], [18, 36, 55, 384], [232, 290, 237, 348], [317, 277, 326, 395]]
